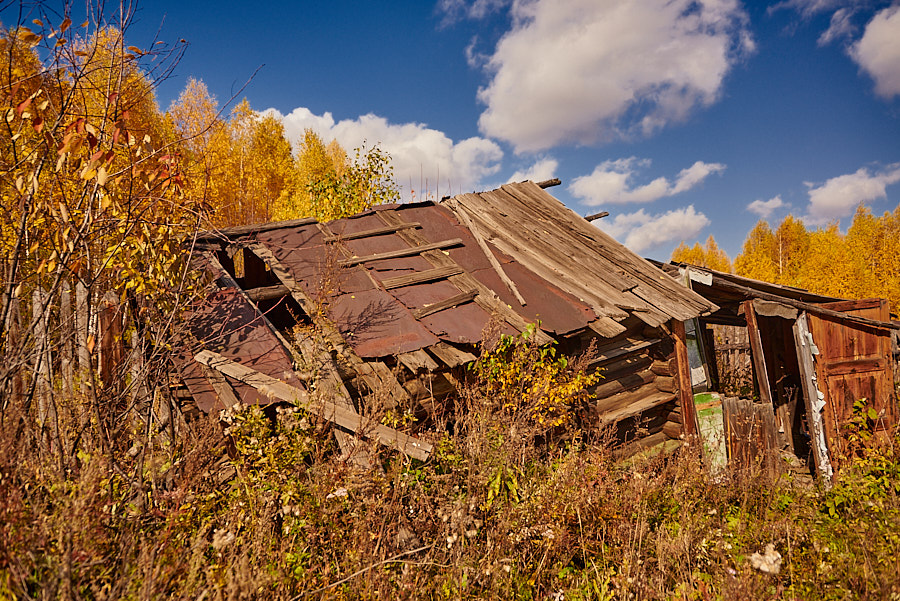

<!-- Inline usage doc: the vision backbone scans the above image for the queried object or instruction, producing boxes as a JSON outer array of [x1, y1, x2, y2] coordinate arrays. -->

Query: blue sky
[[6, 0, 900, 261]]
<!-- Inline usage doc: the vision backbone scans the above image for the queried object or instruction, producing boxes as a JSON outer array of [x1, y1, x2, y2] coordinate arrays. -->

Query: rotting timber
[[174, 181, 719, 464]]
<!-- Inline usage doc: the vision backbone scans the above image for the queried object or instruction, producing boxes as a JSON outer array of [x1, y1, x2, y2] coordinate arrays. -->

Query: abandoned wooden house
[[175, 180, 721, 465], [657, 261, 899, 482]]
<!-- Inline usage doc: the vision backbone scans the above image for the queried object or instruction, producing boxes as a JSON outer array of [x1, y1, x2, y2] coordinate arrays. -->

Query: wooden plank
[[413, 290, 478, 319], [822, 356, 886, 376], [599, 392, 678, 424], [195, 350, 432, 461], [196, 217, 318, 241], [398, 349, 439, 372], [672, 320, 698, 438], [427, 342, 477, 368], [204, 251, 371, 467], [339, 239, 464, 266], [591, 368, 656, 400], [743, 301, 774, 407], [792, 314, 832, 484], [588, 337, 661, 367], [447, 199, 527, 306], [323, 222, 421, 242], [200, 363, 240, 409], [380, 266, 463, 290], [243, 284, 289, 302]]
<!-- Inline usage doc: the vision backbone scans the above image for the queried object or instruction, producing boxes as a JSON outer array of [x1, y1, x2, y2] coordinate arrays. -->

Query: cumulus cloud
[[805, 164, 900, 224], [596, 205, 710, 254], [568, 157, 725, 206], [507, 157, 558, 183], [474, 0, 752, 152], [850, 6, 900, 98], [269, 106, 504, 199], [747, 195, 785, 218]]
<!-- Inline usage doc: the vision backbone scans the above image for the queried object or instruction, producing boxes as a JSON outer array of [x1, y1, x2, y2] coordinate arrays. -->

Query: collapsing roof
[[175, 181, 717, 462]]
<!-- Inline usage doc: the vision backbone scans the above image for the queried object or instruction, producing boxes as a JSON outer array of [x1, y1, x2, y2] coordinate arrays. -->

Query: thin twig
[[292, 544, 432, 599]]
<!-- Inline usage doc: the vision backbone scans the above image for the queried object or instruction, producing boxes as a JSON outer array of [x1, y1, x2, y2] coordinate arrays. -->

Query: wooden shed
[[660, 262, 899, 482], [175, 181, 718, 464]]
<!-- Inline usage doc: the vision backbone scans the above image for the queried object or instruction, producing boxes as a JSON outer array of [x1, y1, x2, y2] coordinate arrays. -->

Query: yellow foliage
[[734, 208, 900, 310], [474, 324, 602, 429], [671, 235, 732, 272]]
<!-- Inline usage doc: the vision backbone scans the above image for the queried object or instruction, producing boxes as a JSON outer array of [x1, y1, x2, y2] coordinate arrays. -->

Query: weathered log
[[655, 376, 677, 393], [666, 410, 683, 424], [662, 420, 682, 439], [592, 368, 656, 400], [650, 359, 675, 376]]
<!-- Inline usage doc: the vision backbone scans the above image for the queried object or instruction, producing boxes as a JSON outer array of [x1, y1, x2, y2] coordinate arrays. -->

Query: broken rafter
[[196, 217, 318, 242], [379, 266, 463, 290], [195, 350, 432, 461]]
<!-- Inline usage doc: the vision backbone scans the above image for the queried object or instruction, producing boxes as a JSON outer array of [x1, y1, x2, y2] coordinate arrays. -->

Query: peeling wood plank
[[323, 222, 421, 242], [196, 350, 432, 461], [380, 266, 463, 290], [245, 242, 411, 409], [398, 349, 439, 372], [589, 337, 661, 367], [427, 342, 477, 368], [339, 239, 464, 266], [599, 392, 678, 425], [413, 290, 478, 319]]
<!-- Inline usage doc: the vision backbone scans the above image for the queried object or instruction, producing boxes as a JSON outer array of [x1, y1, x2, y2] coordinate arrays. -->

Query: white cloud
[[270, 106, 504, 199], [818, 8, 857, 46], [805, 164, 900, 224], [439, 0, 511, 24], [507, 157, 558, 182], [850, 6, 900, 98], [596, 205, 710, 254], [747, 195, 785, 218], [475, 0, 752, 152], [768, 0, 847, 18], [568, 157, 725, 206]]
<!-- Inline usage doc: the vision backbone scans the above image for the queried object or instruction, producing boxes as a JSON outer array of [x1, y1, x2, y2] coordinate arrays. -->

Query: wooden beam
[[413, 290, 478, 319], [196, 217, 318, 242], [709, 276, 898, 330], [339, 239, 464, 266], [203, 251, 371, 467], [427, 342, 477, 368], [536, 178, 561, 189], [323, 222, 421, 242], [379, 266, 463, 290], [398, 349, 439, 372], [195, 351, 432, 461], [584, 211, 609, 222], [671, 320, 698, 439], [200, 363, 240, 409], [448, 201, 527, 306], [743, 301, 774, 407]]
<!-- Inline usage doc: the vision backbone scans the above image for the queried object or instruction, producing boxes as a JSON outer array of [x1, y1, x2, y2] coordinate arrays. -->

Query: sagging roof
[[193, 181, 717, 363]]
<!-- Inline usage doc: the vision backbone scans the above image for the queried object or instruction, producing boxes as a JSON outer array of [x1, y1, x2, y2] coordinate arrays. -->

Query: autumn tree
[[670, 234, 732, 272], [272, 128, 399, 222], [0, 12, 201, 465]]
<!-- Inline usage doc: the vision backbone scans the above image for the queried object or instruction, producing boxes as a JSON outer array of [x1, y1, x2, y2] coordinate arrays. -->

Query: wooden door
[[807, 299, 895, 466]]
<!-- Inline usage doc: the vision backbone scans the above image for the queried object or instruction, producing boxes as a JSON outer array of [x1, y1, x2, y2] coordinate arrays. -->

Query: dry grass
[[2, 363, 900, 600]]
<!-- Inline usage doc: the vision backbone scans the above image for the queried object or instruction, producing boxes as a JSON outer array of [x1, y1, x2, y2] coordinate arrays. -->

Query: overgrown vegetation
[[2, 4, 899, 600]]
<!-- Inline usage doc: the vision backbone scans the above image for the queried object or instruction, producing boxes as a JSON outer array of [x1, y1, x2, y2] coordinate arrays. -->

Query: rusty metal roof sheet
[[191, 183, 715, 363]]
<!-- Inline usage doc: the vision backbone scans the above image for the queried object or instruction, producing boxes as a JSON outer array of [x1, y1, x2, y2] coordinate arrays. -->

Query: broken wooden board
[[195, 350, 432, 461]]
